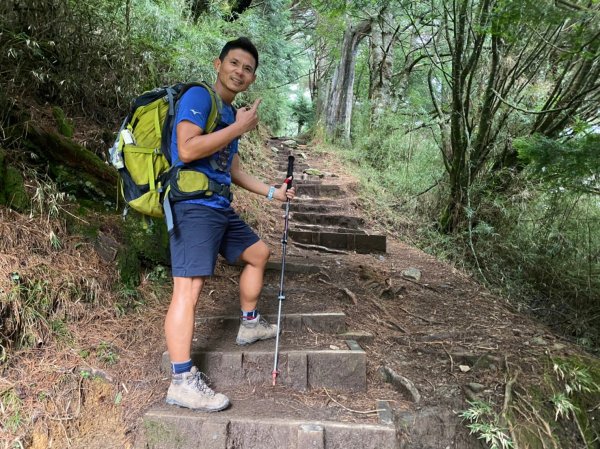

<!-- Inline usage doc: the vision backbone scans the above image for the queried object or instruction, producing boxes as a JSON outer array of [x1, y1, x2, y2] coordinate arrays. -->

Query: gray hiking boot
[[236, 315, 278, 345], [166, 366, 229, 412]]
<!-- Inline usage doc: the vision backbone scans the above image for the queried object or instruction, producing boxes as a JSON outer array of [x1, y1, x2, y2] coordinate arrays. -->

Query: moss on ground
[[52, 106, 74, 138], [0, 148, 29, 211]]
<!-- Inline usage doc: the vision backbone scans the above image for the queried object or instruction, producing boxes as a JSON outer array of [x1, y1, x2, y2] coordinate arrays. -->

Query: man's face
[[214, 48, 257, 95]]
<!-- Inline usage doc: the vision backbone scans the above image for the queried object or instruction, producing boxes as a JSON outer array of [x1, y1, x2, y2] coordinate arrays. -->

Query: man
[[164, 37, 295, 411]]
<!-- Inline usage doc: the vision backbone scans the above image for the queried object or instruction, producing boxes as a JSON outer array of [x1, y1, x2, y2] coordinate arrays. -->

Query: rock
[[466, 382, 485, 392], [299, 152, 308, 159], [532, 336, 548, 346], [553, 343, 567, 351], [303, 168, 324, 178], [95, 232, 120, 262], [282, 139, 298, 148], [402, 267, 422, 281], [270, 146, 279, 153], [458, 365, 471, 373]]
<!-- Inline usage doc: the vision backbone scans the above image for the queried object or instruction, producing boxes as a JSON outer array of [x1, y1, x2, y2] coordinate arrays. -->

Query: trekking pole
[[272, 155, 295, 386]]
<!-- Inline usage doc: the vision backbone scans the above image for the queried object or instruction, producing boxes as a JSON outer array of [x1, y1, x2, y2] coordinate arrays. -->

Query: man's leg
[[165, 276, 204, 363], [238, 240, 270, 312], [235, 240, 278, 345], [164, 276, 230, 411]]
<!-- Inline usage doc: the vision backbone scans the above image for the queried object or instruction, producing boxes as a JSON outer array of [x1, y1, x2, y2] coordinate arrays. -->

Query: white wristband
[[267, 186, 276, 201]]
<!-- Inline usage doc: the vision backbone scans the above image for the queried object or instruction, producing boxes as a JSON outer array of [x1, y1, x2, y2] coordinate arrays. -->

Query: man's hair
[[219, 37, 259, 70]]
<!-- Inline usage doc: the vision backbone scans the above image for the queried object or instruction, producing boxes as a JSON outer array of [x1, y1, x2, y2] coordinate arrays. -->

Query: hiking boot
[[236, 315, 278, 345], [166, 366, 229, 412]]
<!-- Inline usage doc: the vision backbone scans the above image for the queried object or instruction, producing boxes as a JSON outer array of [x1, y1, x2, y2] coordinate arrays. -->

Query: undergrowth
[[457, 356, 600, 449], [0, 172, 171, 447]]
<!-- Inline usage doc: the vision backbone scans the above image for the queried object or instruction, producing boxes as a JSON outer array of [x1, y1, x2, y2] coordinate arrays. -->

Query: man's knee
[[172, 276, 205, 306], [242, 240, 270, 266]]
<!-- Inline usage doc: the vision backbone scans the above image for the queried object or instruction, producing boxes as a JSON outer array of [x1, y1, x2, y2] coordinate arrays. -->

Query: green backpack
[[109, 81, 232, 230]]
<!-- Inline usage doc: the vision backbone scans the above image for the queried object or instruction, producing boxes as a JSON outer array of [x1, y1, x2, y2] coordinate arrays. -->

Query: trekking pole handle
[[286, 156, 295, 189]]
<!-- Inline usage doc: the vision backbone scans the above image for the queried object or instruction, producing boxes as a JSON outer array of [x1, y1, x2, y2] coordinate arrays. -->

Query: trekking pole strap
[[163, 193, 175, 233]]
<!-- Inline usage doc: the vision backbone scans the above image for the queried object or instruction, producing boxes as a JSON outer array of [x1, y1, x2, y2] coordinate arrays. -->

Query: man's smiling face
[[214, 48, 257, 98]]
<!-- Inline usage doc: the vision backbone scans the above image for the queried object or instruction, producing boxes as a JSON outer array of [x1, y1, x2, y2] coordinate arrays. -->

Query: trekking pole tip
[[272, 370, 278, 386]]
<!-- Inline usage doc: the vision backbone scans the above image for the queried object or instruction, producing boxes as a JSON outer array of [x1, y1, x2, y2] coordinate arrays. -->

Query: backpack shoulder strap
[[197, 81, 222, 134], [160, 81, 222, 165]]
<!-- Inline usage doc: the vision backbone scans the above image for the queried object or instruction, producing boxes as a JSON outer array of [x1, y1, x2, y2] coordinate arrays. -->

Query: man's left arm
[[231, 154, 295, 201]]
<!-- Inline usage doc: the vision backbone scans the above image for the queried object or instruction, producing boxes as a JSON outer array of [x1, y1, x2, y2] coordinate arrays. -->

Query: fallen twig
[[365, 295, 409, 333], [323, 388, 385, 414], [442, 344, 454, 373], [398, 276, 440, 292], [397, 305, 441, 324]]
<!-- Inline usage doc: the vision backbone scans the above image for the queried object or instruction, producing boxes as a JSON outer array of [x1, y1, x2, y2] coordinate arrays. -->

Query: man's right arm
[[177, 99, 262, 164]]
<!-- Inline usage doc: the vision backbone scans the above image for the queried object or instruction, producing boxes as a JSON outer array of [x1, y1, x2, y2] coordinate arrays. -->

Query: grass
[[0, 387, 23, 435]]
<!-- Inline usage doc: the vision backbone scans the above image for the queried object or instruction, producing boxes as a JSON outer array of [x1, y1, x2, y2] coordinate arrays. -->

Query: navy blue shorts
[[169, 203, 260, 277]]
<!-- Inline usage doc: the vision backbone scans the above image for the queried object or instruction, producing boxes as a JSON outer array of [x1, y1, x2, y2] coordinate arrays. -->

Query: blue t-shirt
[[170, 86, 237, 209]]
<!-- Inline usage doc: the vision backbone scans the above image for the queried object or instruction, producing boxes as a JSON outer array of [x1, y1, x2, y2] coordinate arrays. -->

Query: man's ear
[[213, 57, 221, 71]]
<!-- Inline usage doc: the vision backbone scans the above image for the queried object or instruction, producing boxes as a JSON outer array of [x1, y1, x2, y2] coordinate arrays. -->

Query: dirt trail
[[3, 137, 594, 449]]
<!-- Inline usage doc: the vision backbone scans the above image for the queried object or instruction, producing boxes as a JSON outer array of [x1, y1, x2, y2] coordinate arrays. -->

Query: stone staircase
[[275, 143, 387, 255], [134, 138, 400, 449]]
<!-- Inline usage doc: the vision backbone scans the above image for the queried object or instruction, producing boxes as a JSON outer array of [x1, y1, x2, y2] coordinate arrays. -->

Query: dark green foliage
[[117, 247, 142, 288], [51, 106, 74, 138], [290, 95, 314, 135], [450, 174, 600, 351], [117, 215, 170, 287], [515, 134, 600, 196], [0, 1, 146, 121], [4, 167, 29, 211], [0, 162, 29, 212], [20, 126, 117, 205]]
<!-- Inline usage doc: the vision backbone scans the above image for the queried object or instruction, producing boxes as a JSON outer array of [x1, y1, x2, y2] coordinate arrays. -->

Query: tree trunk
[[324, 19, 371, 142], [369, 7, 394, 123], [23, 125, 118, 201], [310, 39, 329, 121]]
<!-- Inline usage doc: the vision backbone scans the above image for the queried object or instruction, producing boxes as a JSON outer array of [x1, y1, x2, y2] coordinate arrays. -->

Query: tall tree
[[404, 0, 600, 232], [324, 19, 371, 141], [368, 6, 394, 122]]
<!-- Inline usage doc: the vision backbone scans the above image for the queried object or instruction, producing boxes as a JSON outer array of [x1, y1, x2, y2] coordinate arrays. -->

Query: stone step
[[291, 212, 365, 228], [274, 154, 308, 162], [292, 223, 365, 234], [162, 339, 367, 392], [277, 162, 310, 171], [195, 312, 347, 334], [232, 259, 321, 274], [276, 171, 326, 182], [289, 230, 386, 254], [275, 178, 323, 188], [284, 202, 342, 213], [138, 398, 399, 449], [296, 184, 345, 198], [293, 197, 348, 205]]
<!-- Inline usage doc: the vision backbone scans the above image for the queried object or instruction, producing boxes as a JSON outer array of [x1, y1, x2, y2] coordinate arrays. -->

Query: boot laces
[[187, 370, 215, 396], [258, 316, 272, 328]]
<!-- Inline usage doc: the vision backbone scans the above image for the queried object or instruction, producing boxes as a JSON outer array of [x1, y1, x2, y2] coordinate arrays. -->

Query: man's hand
[[275, 176, 296, 202], [235, 98, 262, 134]]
